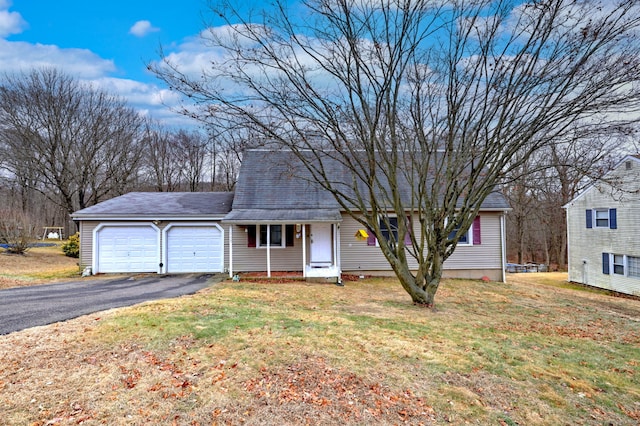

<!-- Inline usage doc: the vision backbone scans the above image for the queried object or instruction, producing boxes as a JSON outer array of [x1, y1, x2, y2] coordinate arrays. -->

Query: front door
[[310, 223, 333, 266]]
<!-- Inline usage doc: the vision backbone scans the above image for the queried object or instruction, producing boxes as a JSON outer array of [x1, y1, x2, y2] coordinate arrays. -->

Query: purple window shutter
[[404, 215, 412, 245], [367, 228, 376, 246], [586, 209, 593, 228], [472, 216, 481, 245]]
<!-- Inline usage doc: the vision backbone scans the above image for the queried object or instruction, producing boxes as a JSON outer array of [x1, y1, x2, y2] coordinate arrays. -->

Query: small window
[[613, 254, 625, 275], [448, 225, 471, 245], [628, 256, 640, 278], [379, 216, 399, 243], [594, 209, 610, 228], [259, 224, 284, 247], [626, 161, 632, 170]]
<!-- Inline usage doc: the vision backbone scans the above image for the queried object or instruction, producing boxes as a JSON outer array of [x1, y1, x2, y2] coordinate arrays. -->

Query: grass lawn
[[0, 242, 80, 289], [0, 271, 639, 425]]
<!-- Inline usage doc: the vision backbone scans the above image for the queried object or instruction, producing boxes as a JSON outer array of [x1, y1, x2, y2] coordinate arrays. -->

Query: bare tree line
[[0, 68, 243, 237]]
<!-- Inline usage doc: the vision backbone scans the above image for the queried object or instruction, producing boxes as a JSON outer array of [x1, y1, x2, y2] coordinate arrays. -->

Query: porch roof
[[223, 208, 342, 224]]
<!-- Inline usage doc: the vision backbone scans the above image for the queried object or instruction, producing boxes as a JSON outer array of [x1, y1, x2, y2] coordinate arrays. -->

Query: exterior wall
[[78, 220, 100, 269], [339, 212, 505, 279], [78, 220, 226, 273], [566, 159, 640, 296], [227, 224, 306, 273]]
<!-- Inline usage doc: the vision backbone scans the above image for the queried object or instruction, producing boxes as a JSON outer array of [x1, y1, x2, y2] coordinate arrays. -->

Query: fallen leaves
[[242, 356, 436, 424]]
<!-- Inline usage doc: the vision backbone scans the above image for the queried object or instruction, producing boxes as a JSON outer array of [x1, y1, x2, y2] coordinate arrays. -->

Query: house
[[72, 150, 511, 281], [564, 154, 640, 296]]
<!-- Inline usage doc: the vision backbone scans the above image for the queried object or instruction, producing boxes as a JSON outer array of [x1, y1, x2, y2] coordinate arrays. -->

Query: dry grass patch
[[0, 243, 80, 289], [1, 274, 639, 425]]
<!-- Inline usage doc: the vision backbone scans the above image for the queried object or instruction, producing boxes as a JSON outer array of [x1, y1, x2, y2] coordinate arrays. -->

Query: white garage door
[[165, 225, 223, 273], [96, 226, 159, 273]]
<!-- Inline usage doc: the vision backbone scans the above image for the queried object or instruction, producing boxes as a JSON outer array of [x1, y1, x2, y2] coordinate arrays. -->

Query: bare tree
[[174, 129, 208, 191], [152, 0, 640, 306], [0, 68, 145, 225], [142, 124, 184, 191]]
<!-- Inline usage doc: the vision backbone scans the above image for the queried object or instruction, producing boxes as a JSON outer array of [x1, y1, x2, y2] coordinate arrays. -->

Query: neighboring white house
[[564, 155, 640, 296]]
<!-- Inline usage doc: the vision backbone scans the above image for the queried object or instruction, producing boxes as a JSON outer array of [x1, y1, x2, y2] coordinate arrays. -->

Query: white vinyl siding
[[566, 158, 640, 296]]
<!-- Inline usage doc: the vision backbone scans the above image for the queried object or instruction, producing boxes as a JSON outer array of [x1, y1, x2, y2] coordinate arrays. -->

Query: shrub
[[62, 232, 80, 258], [0, 210, 38, 254]]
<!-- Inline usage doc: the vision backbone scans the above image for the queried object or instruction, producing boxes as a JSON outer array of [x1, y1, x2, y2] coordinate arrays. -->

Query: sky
[[1, 0, 215, 128]]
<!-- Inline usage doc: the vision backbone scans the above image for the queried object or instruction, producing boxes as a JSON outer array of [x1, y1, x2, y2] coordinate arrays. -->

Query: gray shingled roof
[[224, 150, 510, 223], [71, 192, 234, 218]]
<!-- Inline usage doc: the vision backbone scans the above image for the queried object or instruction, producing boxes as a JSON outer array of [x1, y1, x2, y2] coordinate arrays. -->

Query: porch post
[[266, 224, 271, 278], [335, 222, 341, 272], [228, 226, 233, 278], [500, 214, 506, 283], [302, 224, 307, 278]]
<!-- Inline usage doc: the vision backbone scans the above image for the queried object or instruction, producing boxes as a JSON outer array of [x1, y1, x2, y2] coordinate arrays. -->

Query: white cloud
[[129, 20, 159, 37], [0, 39, 116, 78], [92, 77, 199, 128], [0, 1, 27, 37]]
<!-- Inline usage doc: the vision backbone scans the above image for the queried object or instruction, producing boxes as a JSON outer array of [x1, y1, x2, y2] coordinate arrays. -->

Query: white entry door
[[310, 223, 333, 266]]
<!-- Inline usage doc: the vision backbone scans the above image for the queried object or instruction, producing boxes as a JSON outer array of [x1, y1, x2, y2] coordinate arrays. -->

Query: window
[[628, 256, 640, 278], [247, 224, 294, 248], [379, 216, 399, 244], [594, 209, 610, 228], [367, 215, 413, 247], [613, 254, 625, 275], [448, 225, 471, 245], [588, 208, 617, 229], [260, 224, 283, 247]]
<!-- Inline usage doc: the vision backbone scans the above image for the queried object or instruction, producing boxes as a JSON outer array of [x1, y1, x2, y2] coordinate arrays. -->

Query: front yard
[[1, 264, 638, 425], [0, 243, 79, 289]]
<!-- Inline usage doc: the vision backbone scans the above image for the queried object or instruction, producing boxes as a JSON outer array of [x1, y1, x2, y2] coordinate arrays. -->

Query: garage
[[95, 225, 159, 273], [164, 224, 224, 273]]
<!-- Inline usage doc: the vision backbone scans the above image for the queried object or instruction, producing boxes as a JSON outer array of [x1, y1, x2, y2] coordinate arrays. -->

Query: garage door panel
[[166, 225, 223, 273], [97, 226, 158, 273]]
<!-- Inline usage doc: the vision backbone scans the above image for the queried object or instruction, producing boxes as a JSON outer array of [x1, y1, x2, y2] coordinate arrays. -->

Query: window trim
[[612, 254, 625, 275], [373, 214, 413, 247], [256, 223, 287, 249], [377, 215, 399, 246], [449, 224, 472, 246]]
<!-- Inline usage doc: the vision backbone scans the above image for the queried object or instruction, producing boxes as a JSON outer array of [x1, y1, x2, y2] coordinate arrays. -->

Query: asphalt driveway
[[0, 274, 224, 335]]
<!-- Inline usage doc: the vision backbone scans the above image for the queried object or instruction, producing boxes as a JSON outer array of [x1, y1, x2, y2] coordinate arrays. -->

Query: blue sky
[[1, 0, 215, 127]]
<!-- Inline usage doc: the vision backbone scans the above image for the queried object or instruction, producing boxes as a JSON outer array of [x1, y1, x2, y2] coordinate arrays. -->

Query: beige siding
[[79, 220, 227, 273], [566, 161, 640, 296], [227, 225, 305, 273], [79, 221, 100, 268], [339, 212, 504, 277]]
